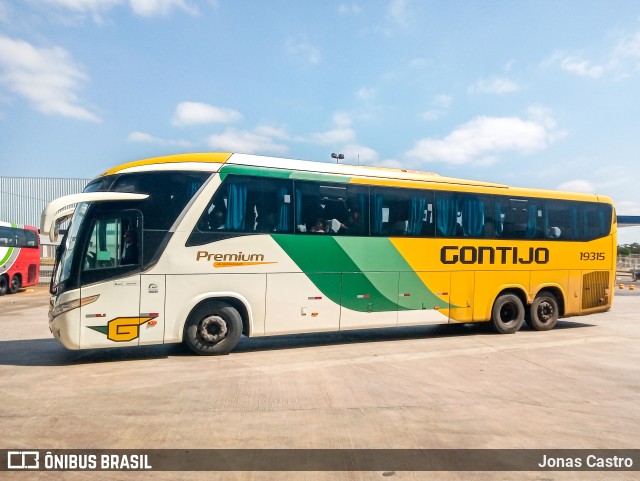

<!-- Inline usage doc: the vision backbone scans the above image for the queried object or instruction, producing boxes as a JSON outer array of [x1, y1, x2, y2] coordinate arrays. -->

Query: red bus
[[0, 222, 40, 295]]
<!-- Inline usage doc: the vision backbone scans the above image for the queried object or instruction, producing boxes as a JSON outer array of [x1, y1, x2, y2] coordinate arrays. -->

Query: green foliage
[[618, 243, 640, 255]]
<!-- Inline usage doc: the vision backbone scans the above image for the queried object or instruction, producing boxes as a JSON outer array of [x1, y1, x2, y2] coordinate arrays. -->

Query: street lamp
[[331, 153, 344, 163]]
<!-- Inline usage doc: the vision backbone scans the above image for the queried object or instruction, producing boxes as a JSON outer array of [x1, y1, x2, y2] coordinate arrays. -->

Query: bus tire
[[491, 293, 524, 334], [8, 274, 21, 294], [527, 291, 559, 331], [0, 275, 8, 296], [184, 301, 242, 355]]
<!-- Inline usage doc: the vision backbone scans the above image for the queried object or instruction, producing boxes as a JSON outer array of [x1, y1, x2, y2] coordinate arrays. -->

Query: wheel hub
[[537, 301, 553, 322], [198, 315, 228, 343]]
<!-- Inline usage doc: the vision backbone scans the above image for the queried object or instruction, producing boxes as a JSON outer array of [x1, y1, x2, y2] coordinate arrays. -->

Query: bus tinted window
[[0, 226, 15, 246], [495, 198, 543, 239], [583, 203, 612, 240], [0, 227, 38, 247], [371, 187, 434, 237], [435, 192, 490, 238], [546, 200, 580, 240], [196, 175, 294, 234], [88, 171, 210, 231], [296, 181, 368, 235]]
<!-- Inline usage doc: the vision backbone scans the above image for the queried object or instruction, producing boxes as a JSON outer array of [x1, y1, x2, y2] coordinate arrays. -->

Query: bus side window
[[583, 203, 612, 240], [545, 200, 579, 240], [196, 175, 294, 234]]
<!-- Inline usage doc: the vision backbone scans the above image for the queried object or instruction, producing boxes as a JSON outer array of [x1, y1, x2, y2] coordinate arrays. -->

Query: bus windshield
[[52, 202, 89, 294]]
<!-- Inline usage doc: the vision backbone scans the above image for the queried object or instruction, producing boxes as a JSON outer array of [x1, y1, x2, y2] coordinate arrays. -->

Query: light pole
[[331, 153, 344, 163]]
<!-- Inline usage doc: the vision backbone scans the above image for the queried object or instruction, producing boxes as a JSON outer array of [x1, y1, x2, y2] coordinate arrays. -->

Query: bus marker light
[[308, 296, 323, 300], [630, 285, 636, 291], [148, 320, 158, 327], [400, 293, 411, 297], [357, 294, 370, 299], [311, 313, 319, 317], [619, 284, 624, 289]]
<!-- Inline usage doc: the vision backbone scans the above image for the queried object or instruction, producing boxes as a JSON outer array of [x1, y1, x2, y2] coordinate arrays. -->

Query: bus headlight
[[49, 295, 100, 321]]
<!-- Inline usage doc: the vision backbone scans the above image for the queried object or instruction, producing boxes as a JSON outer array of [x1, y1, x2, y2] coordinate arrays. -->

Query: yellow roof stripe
[[100, 152, 232, 176]]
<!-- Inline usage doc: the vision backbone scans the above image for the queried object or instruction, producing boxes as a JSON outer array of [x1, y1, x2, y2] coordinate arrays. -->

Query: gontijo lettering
[[441, 246, 550, 265]]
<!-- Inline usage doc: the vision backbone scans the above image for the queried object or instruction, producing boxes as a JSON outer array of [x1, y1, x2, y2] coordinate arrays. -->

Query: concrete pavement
[[1, 287, 639, 481]]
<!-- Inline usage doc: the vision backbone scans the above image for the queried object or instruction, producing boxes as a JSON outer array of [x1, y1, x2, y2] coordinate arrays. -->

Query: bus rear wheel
[[184, 301, 242, 355], [527, 291, 559, 331], [491, 293, 524, 334], [8, 274, 21, 294], [0, 275, 8, 296]]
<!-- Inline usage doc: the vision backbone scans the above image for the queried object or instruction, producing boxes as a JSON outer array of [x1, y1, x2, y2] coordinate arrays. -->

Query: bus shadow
[[232, 320, 596, 353], [0, 338, 190, 367], [0, 320, 594, 366]]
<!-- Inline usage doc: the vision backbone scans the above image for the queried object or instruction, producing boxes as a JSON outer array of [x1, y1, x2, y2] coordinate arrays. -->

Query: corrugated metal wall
[[0, 177, 90, 229]]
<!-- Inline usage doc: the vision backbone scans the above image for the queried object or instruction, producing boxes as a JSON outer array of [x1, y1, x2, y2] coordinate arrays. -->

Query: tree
[[618, 243, 640, 255]]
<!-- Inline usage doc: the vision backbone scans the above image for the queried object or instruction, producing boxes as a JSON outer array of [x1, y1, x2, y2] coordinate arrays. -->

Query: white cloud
[[39, 0, 197, 18], [407, 112, 558, 165], [0, 35, 100, 121], [356, 87, 376, 100], [254, 124, 288, 139], [333, 112, 353, 128], [614, 32, 640, 59], [616, 201, 640, 216], [560, 57, 605, 78], [207, 128, 289, 154], [387, 0, 408, 27], [341, 143, 379, 165], [419, 94, 452, 121], [338, 3, 362, 15], [469, 76, 521, 94], [286, 38, 321, 65], [41, 0, 122, 13], [556, 179, 595, 193], [129, 0, 197, 17], [309, 128, 356, 145], [127, 130, 191, 146], [172, 101, 242, 126]]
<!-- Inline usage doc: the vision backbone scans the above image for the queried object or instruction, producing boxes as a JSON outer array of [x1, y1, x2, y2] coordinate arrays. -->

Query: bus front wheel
[[184, 301, 242, 355], [0, 275, 8, 296], [527, 291, 559, 331], [491, 293, 524, 334], [8, 274, 21, 294]]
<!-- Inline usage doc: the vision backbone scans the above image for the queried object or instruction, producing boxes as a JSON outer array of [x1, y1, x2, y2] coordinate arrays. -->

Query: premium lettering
[[196, 251, 265, 262]]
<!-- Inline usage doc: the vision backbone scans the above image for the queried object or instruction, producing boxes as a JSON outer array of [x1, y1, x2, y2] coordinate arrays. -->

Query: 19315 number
[[580, 252, 605, 261]]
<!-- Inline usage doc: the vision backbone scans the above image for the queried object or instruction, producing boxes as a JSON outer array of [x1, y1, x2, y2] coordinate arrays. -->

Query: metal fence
[[617, 254, 640, 279]]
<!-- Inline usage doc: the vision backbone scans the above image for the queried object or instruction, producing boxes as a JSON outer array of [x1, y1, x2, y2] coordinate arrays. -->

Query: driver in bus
[[121, 230, 138, 265]]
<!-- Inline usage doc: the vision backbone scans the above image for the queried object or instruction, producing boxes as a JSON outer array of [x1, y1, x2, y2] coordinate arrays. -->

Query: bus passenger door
[[79, 213, 142, 349]]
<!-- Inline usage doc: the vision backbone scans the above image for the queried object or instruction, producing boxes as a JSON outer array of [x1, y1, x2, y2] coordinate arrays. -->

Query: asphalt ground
[[0, 285, 639, 481]]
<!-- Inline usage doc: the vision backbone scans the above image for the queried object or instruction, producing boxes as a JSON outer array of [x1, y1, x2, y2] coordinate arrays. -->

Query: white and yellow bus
[[42, 153, 616, 355]]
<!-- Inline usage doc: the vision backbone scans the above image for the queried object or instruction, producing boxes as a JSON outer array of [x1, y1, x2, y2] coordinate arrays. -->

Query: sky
[[1, 0, 640, 242]]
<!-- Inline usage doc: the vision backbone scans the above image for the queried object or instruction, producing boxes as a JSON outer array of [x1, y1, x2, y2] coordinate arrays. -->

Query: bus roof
[[99, 152, 613, 204]]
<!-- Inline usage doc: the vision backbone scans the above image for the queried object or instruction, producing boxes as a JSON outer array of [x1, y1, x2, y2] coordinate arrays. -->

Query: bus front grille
[[582, 271, 610, 310]]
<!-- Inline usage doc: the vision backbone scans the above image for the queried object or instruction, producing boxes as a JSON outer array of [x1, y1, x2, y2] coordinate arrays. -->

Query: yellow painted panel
[[450, 271, 474, 322], [566, 270, 582, 315], [101, 152, 232, 176], [529, 270, 568, 303]]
